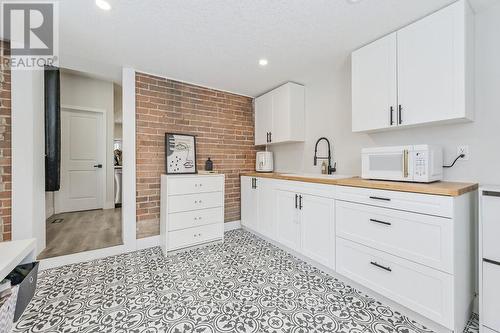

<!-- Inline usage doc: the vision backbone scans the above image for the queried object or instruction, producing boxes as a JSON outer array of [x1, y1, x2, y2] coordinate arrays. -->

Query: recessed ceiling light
[[347, 0, 363, 3], [96, 0, 111, 11], [259, 59, 268, 66]]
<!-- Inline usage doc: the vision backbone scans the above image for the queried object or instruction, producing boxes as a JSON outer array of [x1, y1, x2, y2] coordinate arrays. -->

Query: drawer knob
[[199, 183, 203, 187], [194, 217, 198, 220]]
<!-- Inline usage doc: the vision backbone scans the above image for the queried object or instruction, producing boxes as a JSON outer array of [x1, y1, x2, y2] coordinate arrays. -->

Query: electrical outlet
[[457, 145, 470, 161]]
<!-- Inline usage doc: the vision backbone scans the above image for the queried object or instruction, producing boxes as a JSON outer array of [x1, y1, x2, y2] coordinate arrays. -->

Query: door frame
[[54, 106, 106, 214], [11, 68, 140, 268]]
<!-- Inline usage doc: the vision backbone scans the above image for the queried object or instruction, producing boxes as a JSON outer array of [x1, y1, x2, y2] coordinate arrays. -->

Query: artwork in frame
[[165, 133, 198, 174]]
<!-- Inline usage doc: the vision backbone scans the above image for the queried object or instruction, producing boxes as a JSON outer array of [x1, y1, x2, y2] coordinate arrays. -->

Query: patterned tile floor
[[14, 229, 478, 333]]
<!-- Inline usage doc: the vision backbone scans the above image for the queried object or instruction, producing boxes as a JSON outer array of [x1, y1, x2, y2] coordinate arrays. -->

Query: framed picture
[[165, 133, 197, 174]]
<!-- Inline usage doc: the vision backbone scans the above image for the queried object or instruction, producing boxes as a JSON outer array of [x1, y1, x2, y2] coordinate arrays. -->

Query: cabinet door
[[352, 33, 397, 132], [300, 194, 335, 269], [397, 1, 463, 126], [241, 177, 258, 231], [276, 190, 301, 250], [254, 94, 273, 145], [258, 178, 276, 240], [483, 261, 500, 332]]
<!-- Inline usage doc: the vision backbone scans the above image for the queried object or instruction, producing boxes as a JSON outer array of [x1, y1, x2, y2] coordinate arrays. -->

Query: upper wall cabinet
[[254, 82, 305, 145], [351, 0, 474, 133]]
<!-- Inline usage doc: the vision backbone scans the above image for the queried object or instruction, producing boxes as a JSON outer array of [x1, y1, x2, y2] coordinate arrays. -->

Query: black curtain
[[44, 66, 61, 191]]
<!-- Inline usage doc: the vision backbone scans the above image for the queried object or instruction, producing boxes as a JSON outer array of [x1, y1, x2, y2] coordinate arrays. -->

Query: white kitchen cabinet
[[482, 262, 500, 333], [337, 237, 454, 327], [300, 194, 335, 269], [241, 176, 259, 232], [352, 33, 397, 132], [351, 0, 474, 133], [275, 190, 301, 250], [254, 94, 273, 146], [397, 0, 473, 126], [479, 187, 500, 333], [257, 178, 276, 240], [254, 82, 305, 145], [336, 185, 475, 332]]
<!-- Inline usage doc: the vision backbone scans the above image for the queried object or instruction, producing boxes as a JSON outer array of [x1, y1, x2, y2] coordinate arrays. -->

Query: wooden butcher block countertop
[[240, 172, 478, 197]]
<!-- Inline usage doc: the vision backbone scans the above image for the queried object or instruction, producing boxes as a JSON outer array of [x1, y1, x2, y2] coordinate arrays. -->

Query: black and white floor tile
[[15, 230, 478, 333]]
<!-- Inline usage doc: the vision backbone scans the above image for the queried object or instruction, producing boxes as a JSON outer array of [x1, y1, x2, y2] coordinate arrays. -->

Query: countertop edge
[[240, 173, 479, 197]]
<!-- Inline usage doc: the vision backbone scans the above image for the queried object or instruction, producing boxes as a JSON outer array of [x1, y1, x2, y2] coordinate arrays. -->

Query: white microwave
[[362, 145, 443, 183]]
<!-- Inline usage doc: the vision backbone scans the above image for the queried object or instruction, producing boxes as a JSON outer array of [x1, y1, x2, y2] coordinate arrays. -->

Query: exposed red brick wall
[[0, 41, 11, 242], [135, 72, 260, 238]]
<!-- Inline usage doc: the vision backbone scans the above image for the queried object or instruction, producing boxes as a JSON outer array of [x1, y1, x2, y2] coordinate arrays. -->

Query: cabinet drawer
[[168, 192, 223, 213], [168, 223, 223, 251], [336, 238, 453, 328], [482, 192, 500, 262], [483, 260, 500, 332], [336, 186, 453, 218], [336, 201, 453, 272], [168, 207, 223, 231], [167, 176, 223, 195]]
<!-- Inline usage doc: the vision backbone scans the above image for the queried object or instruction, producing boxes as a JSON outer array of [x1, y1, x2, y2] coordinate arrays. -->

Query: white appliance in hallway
[[114, 167, 122, 205], [479, 186, 500, 333], [362, 145, 443, 183], [55, 108, 105, 213]]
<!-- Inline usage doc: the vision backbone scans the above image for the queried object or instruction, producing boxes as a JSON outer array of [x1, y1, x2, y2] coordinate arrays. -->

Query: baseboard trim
[[136, 235, 160, 250], [224, 220, 241, 231], [39, 221, 242, 270]]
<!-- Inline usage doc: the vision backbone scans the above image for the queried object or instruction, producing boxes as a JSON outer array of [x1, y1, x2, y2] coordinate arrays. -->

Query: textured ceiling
[[53, 0, 491, 96]]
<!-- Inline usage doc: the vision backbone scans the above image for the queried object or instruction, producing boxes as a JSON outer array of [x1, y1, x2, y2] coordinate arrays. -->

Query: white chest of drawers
[[160, 174, 225, 255]]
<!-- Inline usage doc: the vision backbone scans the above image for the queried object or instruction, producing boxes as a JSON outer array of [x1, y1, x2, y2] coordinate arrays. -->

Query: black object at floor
[[6, 262, 39, 322]]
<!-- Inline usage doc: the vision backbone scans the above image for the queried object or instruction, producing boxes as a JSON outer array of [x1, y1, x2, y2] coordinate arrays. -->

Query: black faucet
[[313, 137, 337, 174]]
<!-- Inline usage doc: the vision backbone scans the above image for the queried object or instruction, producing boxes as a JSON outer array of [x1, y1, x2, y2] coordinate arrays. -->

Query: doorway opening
[[39, 68, 123, 259]]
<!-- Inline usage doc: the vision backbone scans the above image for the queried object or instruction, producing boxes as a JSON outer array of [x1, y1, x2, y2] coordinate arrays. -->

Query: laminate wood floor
[[38, 208, 122, 259]]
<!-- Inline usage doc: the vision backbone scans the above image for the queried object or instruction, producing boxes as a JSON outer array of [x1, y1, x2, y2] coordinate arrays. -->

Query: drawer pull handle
[[370, 261, 392, 272], [484, 258, 500, 266], [370, 219, 391, 226], [369, 196, 391, 202], [483, 191, 500, 197]]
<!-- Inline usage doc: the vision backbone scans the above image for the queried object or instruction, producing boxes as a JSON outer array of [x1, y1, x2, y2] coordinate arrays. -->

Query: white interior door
[[55, 109, 105, 213]]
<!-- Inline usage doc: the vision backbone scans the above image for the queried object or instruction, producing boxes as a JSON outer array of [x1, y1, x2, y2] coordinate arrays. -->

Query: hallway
[[38, 208, 122, 259]]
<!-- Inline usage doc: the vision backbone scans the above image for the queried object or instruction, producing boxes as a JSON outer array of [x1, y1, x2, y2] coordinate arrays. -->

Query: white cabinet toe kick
[[241, 175, 476, 333]]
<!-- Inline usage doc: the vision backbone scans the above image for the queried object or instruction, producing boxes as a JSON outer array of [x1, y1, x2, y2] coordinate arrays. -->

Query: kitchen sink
[[280, 173, 353, 180]]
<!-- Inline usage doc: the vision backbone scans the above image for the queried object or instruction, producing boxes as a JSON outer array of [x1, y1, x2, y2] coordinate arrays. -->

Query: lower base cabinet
[[275, 190, 301, 250], [300, 194, 335, 269], [240, 175, 474, 332], [336, 237, 453, 327], [242, 177, 336, 270]]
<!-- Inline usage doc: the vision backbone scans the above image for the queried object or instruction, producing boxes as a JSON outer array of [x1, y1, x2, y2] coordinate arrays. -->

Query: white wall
[[271, 4, 500, 186], [59, 72, 115, 209], [11, 69, 46, 254], [113, 83, 123, 140]]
